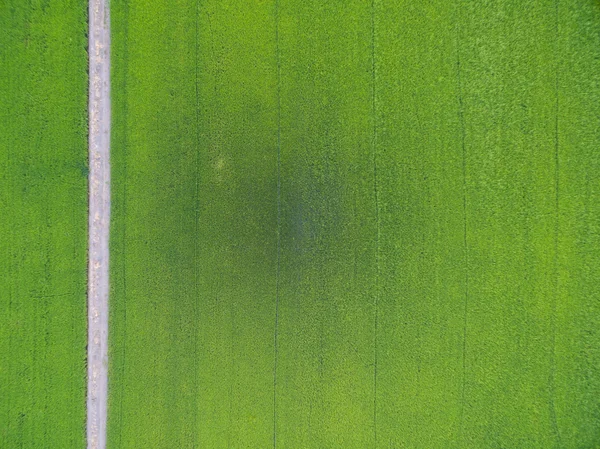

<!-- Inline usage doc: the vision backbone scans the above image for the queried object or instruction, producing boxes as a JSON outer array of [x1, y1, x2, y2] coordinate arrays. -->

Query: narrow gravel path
[[87, 0, 110, 448]]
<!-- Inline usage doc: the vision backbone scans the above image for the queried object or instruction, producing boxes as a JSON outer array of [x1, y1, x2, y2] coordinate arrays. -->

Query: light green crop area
[[109, 0, 600, 447], [0, 1, 88, 448]]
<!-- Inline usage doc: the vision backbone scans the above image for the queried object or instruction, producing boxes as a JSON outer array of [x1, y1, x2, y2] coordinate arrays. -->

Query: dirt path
[[87, 0, 110, 448]]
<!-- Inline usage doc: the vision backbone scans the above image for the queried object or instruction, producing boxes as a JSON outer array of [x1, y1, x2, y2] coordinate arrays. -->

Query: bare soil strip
[[87, 0, 110, 448]]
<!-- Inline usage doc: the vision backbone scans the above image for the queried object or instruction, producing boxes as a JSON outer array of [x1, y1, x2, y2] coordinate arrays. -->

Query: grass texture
[[0, 0, 88, 447], [109, 0, 600, 447]]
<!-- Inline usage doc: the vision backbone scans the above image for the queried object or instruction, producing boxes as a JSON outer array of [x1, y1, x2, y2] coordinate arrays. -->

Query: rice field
[[0, 1, 88, 447], [1, 0, 599, 448], [109, 0, 600, 448]]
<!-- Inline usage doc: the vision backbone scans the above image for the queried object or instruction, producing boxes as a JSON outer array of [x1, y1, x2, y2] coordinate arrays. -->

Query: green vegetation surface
[[109, 0, 600, 447], [0, 1, 88, 447]]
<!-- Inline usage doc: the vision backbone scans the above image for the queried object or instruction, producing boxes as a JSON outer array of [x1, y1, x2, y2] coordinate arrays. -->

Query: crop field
[[108, 0, 600, 448], [0, 0, 88, 448]]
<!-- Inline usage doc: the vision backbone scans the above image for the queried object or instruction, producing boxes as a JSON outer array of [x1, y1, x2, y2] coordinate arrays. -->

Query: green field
[[108, 0, 600, 447], [0, 1, 88, 447]]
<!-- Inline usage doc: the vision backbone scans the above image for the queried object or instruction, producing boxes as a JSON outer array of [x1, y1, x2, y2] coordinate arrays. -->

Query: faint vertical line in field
[[192, 0, 201, 447], [87, 0, 110, 447], [549, 0, 562, 445], [5, 122, 14, 449], [454, 1, 470, 443], [117, 1, 130, 446], [273, 0, 282, 447], [228, 300, 235, 449], [370, 0, 380, 446]]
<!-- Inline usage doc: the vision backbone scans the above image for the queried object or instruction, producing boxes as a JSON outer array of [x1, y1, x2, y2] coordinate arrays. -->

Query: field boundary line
[[87, 0, 110, 448]]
